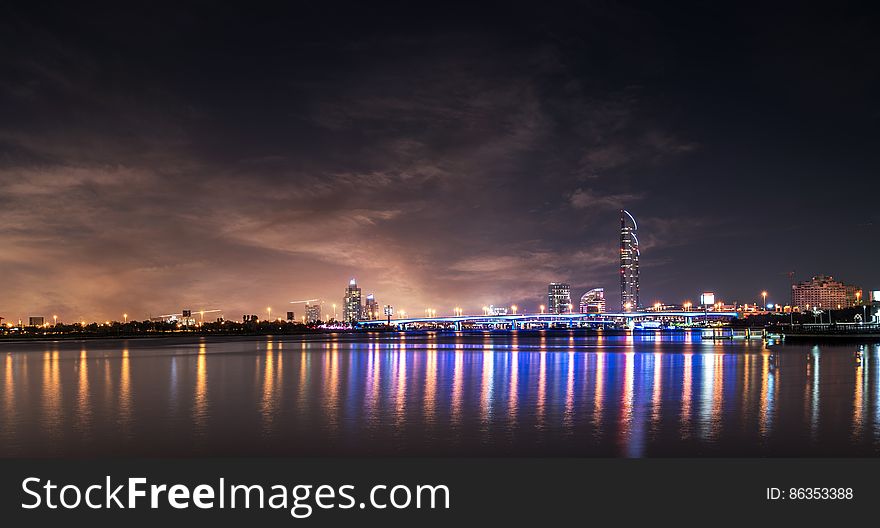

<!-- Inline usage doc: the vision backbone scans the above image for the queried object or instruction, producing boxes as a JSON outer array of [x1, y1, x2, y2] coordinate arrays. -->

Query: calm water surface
[[1, 332, 879, 457]]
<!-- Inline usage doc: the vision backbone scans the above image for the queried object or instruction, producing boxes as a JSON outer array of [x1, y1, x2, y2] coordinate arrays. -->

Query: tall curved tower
[[619, 209, 640, 311]]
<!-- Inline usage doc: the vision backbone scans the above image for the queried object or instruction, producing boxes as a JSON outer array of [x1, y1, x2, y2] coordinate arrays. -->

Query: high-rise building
[[619, 209, 640, 311], [548, 282, 572, 314], [305, 303, 321, 324], [791, 275, 862, 310], [286, 311, 295, 321], [364, 293, 380, 320], [342, 278, 362, 323], [579, 288, 606, 313]]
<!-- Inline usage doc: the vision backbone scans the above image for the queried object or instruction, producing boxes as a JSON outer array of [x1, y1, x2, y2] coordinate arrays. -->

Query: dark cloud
[[1, 1, 878, 322]]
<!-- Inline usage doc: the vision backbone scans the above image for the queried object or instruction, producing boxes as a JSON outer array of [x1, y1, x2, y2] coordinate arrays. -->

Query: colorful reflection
[[1, 335, 879, 457]]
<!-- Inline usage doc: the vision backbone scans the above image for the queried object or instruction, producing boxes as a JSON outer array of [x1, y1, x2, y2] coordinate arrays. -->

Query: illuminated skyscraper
[[364, 293, 380, 320], [579, 288, 606, 313], [343, 278, 362, 323], [548, 282, 572, 314], [619, 209, 640, 311], [305, 303, 321, 324]]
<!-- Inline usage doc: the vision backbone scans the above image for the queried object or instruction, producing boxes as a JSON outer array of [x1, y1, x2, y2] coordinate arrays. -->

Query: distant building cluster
[[342, 278, 387, 324], [791, 275, 863, 310]]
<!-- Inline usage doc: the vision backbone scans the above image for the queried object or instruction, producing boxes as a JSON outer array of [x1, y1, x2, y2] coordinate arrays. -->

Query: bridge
[[358, 310, 739, 330]]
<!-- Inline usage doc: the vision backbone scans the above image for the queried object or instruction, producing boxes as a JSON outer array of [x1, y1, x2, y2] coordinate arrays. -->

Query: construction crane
[[157, 309, 222, 324], [289, 299, 320, 305]]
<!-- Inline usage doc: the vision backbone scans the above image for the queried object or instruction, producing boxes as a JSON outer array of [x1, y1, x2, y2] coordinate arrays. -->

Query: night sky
[[1, 1, 878, 322]]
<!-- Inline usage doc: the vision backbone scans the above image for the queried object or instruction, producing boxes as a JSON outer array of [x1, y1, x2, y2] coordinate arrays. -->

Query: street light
[[654, 302, 661, 311], [123, 313, 128, 323], [511, 305, 518, 315], [683, 302, 692, 311], [857, 291, 866, 323], [761, 291, 767, 310], [53, 314, 58, 326], [267, 307, 271, 321], [539, 305, 545, 314]]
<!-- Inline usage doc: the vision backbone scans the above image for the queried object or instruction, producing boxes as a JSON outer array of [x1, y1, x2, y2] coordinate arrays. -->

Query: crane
[[158, 309, 222, 324], [289, 299, 320, 304]]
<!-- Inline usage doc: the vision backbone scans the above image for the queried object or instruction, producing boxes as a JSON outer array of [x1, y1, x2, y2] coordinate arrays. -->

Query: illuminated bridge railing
[[358, 311, 739, 327]]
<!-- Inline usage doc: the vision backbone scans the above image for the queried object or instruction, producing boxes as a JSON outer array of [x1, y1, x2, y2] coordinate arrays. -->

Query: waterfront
[[1, 332, 879, 457]]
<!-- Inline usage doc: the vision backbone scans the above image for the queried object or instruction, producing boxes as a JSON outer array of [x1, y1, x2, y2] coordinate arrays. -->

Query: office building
[[28, 316, 44, 326], [620, 209, 640, 311], [343, 278, 363, 323], [364, 293, 380, 320], [791, 275, 862, 310], [548, 282, 572, 314], [305, 303, 321, 324], [579, 288, 606, 313]]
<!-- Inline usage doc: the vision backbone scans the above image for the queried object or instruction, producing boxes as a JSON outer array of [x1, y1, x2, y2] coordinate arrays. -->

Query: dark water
[[1, 332, 878, 457]]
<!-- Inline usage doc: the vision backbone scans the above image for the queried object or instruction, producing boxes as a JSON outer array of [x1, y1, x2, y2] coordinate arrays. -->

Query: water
[[1, 332, 878, 457]]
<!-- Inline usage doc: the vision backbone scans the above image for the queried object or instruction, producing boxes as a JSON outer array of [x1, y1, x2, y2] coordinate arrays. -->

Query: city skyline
[[0, 204, 873, 324], [1, 3, 878, 322]]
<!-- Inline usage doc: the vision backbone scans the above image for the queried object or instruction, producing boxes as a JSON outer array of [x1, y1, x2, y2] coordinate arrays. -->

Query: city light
[[539, 305, 545, 314], [511, 305, 518, 315]]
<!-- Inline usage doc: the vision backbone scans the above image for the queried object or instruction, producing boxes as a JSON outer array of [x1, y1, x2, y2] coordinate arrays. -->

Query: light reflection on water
[[0, 333, 879, 457]]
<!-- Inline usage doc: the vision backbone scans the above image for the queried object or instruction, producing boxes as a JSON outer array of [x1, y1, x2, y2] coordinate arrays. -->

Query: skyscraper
[[305, 303, 321, 324], [579, 288, 606, 313], [342, 278, 362, 323], [620, 209, 640, 311], [548, 282, 572, 314], [364, 293, 380, 320]]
